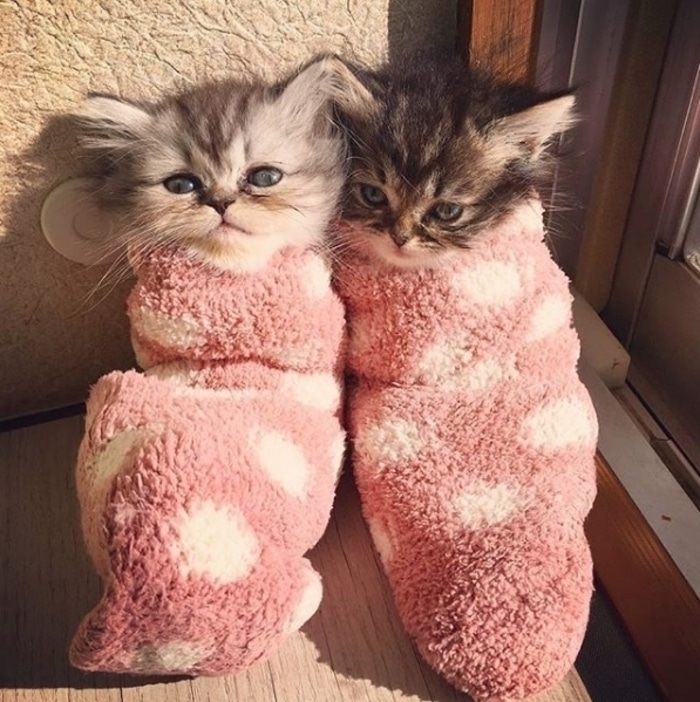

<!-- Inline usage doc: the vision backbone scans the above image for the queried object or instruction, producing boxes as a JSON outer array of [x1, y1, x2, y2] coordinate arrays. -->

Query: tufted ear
[[323, 56, 381, 119], [489, 93, 576, 160], [73, 94, 153, 151], [275, 56, 335, 126], [276, 55, 380, 129]]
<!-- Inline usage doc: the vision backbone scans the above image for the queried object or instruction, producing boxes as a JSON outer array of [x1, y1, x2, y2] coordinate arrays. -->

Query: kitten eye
[[359, 184, 388, 207], [430, 202, 464, 222], [247, 167, 283, 188], [163, 174, 203, 194]]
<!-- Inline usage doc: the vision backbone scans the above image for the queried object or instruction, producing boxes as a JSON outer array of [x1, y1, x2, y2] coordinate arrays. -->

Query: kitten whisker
[[345, 129, 375, 155]]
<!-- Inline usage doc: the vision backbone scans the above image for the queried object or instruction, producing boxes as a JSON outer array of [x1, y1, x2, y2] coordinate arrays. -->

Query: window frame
[[457, 2, 700, 698]]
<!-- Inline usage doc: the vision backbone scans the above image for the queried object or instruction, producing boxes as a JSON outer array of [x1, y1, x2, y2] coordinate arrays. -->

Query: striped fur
[[331, 55, 575, 269], [73, 58, 345, 271]]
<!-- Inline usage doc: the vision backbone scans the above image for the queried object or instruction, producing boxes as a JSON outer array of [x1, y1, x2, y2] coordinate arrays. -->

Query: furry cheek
[[245, 177, 338, 243], [227, 202, 319, 249], [122, 191, 219, 245], [375, 240, 450, 269], [349, 226, 452, 270]]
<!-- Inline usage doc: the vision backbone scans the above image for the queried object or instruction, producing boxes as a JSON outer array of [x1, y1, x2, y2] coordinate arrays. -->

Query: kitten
[[330, 56, 595, 700], [74, 58, 345, 272], [68, 58, 350, 676], [331, 55, 574, 268]]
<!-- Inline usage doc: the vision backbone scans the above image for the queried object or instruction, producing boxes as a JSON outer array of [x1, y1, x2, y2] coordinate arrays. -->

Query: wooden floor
[[0, 416, 591, 702]]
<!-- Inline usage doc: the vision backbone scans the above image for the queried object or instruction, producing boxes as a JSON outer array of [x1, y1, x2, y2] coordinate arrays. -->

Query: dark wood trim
[[605, 0, 700, 346], [574, 0, 677, 312], [448, 7, 700, 699], [0, 402, 85, 434], [586, 453, 700, 702], [456, 0, 542, 83]]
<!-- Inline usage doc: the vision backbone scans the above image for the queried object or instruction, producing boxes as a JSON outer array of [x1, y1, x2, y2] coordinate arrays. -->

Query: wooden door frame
[[456, 0, 542, 83], [455, 3, 700, 699]]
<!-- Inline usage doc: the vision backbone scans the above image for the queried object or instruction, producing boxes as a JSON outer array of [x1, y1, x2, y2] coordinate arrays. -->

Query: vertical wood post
[[457, 0, 542, 84]]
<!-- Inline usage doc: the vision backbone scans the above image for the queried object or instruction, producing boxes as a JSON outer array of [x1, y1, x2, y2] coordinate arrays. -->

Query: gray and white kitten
[[74, 57, 345, 272], [331, 56, 575, 268]]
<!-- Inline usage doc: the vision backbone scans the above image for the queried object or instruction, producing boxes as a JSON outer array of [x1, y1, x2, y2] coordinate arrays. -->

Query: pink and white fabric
[[334, 201, 598, 701], [70, 245, 346, 675]]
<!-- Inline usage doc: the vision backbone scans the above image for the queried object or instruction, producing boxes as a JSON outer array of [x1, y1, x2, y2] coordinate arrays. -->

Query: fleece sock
[[334, 201, 597, 701], [71, 245, 346, 675]]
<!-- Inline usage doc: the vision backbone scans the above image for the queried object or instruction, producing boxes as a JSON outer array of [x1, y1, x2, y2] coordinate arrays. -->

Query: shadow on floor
[[0, 416, 182, 690]]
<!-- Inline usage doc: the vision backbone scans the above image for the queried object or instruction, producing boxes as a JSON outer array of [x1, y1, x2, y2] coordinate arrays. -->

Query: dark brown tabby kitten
[[331, 55, 574, 268]]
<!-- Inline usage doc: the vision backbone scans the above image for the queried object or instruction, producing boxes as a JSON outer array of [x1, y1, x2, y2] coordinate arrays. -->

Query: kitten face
[[333, 58, 575, 269], [75, 58, 344, 271]]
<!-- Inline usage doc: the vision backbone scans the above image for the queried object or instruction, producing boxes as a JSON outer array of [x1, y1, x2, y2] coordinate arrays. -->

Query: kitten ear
[[73, 95, 152, 150], [275, 56, 339, 126], [490, 94, 576, 159], [323, 57, 380, 118], [277, 55, 378, 127]]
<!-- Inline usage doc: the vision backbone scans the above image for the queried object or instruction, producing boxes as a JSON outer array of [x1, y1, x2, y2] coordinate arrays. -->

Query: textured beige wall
[[0, 0, 456, 419]]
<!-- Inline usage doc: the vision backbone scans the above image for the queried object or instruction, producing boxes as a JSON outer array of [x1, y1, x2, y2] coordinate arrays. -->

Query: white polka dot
[[285, 564, 323, 633], [170, 501, 259, 584], [452, 260, 522, 306], [527, 295, 571, 341], [174, 386, 259, 400], [255, 430, 310, 498], [417, 333, 474, 383], [281, 371, 341, 411], [355, 417, 426, 464], [329, 431, 347, 481], [522, 397, 596, 450], [131, 335, 155, 369], [146, 364, 261, 399], [84, 428, 147, 490], [133, 306, 202, 350], [454, 482, 534, 529], [268, 339, 324, 371], [417, 336, 517, 390], [145, 361, 195, 382], [367, 517, 395, 566], [132, 641, 210, 673], [113, 503, 138, 527], [301, 256, 331, 299], [472, 357, 519, 389], [447, 356, 519, 392]]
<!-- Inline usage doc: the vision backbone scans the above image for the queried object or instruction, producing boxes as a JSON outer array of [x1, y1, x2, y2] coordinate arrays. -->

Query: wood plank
[[308, 475, 444, 702], [1, 416, 591, 701], [0, 415, 121, 702], [457, 0, 541, 83], [586, 453, 700, 701]]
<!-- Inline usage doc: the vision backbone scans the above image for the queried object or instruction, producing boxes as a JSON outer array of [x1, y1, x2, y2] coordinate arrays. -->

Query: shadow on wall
[[4, 114, 75, 249], [0, 0, 462, 694], [1, 110, 135, 419], [0, 0, 459, 422], [387, 0, 458, 62]]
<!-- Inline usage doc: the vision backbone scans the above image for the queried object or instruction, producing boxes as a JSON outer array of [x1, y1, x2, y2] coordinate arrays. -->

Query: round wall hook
[[40, 178, 121, 265]]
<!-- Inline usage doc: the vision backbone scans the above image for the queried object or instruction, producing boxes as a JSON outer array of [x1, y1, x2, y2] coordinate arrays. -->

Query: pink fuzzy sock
[[70, 245, 346, 675], [334, 201, 597, 701]]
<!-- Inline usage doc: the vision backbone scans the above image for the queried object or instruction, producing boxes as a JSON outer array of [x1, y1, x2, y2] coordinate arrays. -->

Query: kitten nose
[[390, 230, 412, 248], [206, 198, 235, 216]]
